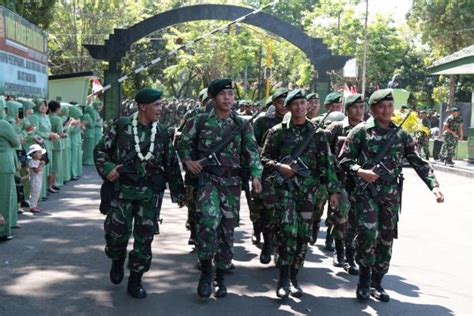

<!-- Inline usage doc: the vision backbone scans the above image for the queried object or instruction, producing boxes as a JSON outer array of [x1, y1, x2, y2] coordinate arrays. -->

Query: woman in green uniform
[[68, 105, 83, 179], [91, 100, 104, 146], [82, 105, 95, 166], [48, 101, 65, 189]]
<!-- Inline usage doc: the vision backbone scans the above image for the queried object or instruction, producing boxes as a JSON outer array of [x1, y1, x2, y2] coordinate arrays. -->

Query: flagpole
[[361, 0, 368, 98]]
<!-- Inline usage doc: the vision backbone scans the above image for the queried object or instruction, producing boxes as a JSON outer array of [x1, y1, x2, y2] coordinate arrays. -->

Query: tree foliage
[[0, 0, 56, 29]]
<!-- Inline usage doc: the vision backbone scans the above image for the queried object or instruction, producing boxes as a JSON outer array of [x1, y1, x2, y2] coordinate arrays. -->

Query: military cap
[[208, 78, 233, 98], [368, 89, 393, 107], [306, 92, 319, 100], [419, 109, 427, 114], [198, 88, 208, 103], [324, 92, 343, 105], [272, 88, 289, 101], [344, 93, 363, 109], [135, 88, 163, 104], [284, 89, 306, 107], [451, 106, 460, 112]]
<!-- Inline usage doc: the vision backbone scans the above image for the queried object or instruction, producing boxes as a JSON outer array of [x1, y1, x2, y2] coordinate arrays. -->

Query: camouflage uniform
[[94, 116, 185, 274], [416, 117, 431, 160], [261, 119, 341, 270], [339, 117, 439, 281], [440, 114, 463, 163], [177, 110, 262, 270]]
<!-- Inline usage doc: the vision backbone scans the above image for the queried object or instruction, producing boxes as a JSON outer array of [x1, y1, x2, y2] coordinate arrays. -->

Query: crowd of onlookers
[[0, 96, 103, 241]]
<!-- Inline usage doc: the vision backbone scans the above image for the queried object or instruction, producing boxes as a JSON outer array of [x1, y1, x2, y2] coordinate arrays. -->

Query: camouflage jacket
[[261, 119, 342, 193], [444, 115, 463, 134], [253, 112, 284, 148], [325, 118, 358, 157], [177, 109, 263, 178], [94, 116, 185, 201], [338, 117, 439, 191]]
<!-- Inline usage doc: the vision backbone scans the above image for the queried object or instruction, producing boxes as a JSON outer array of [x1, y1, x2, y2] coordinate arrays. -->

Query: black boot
[[356, 266, 371, 302], [197, 260, 213, 298], [344, 246, 359, 275], [370, 272, 390, 302], [276, 265, 290, 299], [251, 222, 261, 245], [109, 258, 125, 285], [333, 238, 345, 268], [260, 233, 273, 264], [188, 225, 196, 246], [309, 221, 320, 245], [325, 227, 334, 251], [289, 267, 303, 298], [213, 268, 227, 298], [127, 272, 147, 299]]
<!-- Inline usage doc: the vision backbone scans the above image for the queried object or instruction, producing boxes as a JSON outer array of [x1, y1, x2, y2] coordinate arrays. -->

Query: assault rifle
[[355, 110, 412, 197], [271, 123, 316, 192]]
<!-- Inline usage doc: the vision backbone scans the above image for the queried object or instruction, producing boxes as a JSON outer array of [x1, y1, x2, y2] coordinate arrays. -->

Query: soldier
[[440, 106, 463, 165], [252, 88, 288, 263], [177, 78, 263, 299], [261, 89, 342, 298], [94, 88, 185, 299], [339, 89, 444, 302], [310, 91, 343, 250], [325, 94, 365, 275], [305, 92, 320, 120], [416, 110, 431, 160]]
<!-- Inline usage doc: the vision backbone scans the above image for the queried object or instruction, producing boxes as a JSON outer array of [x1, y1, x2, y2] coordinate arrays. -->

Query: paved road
[[0, 167, 472, 316]]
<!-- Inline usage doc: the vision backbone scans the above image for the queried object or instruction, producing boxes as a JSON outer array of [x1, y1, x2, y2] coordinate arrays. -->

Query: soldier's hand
[[184, 160, 202, 175], [357, 168, 379, 183], [252, 177, 262, 194], [433, 187, 444, 203], [106, 164, 122, 182], [329, 192, 340, 209], [277, 163, 295, 177]]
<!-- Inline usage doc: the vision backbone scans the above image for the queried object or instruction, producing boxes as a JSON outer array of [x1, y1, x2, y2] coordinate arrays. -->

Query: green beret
[[451, 106, 460, 112], [284, 89, 305, 107], [368, 89, 393, 107], [208, 78, 233, 98], [198, 88, 208, 103], [272, 88, 289, 101], [344, 93, 363, 109], [324, 92, 343, 105], [134, 88, 163, 104], [92, 100, 103, 109], [306, 92, 319, 100], [265, 96, 273, 107]]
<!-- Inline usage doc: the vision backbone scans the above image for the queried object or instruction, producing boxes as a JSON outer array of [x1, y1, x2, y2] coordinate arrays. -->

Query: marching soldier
[[339, 89, 444, 302], [440, 106, 463, 165], [251, 88, 288, 263], [261, 89, 342, 298], [310, 91, 343, 249], [305, 92, 320, 120], [94, 88, 185, 299], [177, 79, 263, 299], [325, 93, 365, 275], [416, 110, 431, 160]]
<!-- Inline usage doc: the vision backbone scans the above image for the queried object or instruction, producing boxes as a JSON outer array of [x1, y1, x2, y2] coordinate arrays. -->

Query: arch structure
[[84, 4, 349, 119]]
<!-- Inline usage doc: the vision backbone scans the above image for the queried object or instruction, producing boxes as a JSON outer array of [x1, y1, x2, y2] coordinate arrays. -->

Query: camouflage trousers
[[353, 188, 400, 275], [325, 189, 351, 239], [104, 196, 160, 274], [196, 174, 241, 270], [440, 132, 458, 161], [275, 183, 317, 269], [250, 178, 277, 234], [416, 134, 430, 159], [185, 181, 198, 231]]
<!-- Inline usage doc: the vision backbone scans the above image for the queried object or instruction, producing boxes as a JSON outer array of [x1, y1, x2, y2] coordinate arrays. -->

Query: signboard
[[0, 7, 48, 98]]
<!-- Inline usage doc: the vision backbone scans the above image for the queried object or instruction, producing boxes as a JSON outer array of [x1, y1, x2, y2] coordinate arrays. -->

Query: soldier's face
[[333, 102, 343, 112], [347, 102, 365, 122], [289, 98, 307, 119], [273, 97, 288, 116], [214, 89, 234, 112], [140, 99, 162, 123], [371, 100, 394, 125], [308, 99, 320, 114]]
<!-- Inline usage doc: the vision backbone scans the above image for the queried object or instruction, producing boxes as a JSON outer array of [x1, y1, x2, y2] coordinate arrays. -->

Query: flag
[[92, 79, 103, 95], [343, 58, 358, 78]]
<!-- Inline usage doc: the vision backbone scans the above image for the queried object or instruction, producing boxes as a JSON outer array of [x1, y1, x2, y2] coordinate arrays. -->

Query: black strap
[[289, 123, 316, 161]]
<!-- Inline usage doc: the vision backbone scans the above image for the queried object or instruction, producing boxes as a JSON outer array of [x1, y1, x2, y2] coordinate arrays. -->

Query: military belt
[[204, 166, 241, 178]]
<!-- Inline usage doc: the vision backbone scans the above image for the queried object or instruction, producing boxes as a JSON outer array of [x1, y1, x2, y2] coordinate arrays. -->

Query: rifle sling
[[288, 123, 316, 161]]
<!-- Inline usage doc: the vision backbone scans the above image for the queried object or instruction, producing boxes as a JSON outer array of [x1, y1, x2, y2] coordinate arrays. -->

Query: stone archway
[[84, 4, 349, 119]]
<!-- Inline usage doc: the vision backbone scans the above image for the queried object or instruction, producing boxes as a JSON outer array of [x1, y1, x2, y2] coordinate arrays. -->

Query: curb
[[431, 162, 474, 178]]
